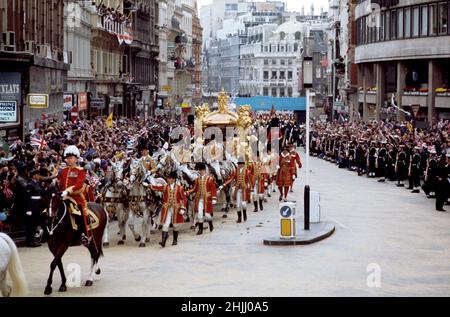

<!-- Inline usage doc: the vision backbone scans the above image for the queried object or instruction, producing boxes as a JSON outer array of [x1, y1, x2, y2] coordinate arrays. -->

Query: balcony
[[435, 89, 450, 108]]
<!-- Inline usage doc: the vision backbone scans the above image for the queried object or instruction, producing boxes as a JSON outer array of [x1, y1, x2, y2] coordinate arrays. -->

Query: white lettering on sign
[[0, 101, 18, 123], [0, 84, 20, 95], [29, 95, 46, 104]]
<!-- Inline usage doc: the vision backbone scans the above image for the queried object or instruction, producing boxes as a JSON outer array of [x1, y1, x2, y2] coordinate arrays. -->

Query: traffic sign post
[[280, 202, 296, 239]]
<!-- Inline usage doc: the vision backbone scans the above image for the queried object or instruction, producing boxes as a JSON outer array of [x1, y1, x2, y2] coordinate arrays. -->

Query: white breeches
[[162, 208, 180, 232], [236, 189, 247, 211], [197, 198, 212, 223], [252, 181, 265, 201]]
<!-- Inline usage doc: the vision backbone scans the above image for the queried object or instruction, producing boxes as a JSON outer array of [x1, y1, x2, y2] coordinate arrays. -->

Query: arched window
[[280, 31, 286, 40], [295, 31, 301, 40]]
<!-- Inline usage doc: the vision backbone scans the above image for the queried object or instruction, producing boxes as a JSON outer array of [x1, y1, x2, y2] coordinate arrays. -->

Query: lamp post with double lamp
[[302, 55, 314, 230]]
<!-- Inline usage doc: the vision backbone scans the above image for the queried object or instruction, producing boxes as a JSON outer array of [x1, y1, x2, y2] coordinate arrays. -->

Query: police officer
[[422, 151, 437, 198], [24, 169, 42, 247], [377, 143, 387, 182], [435, 154, 448, 212], [409, 147, 422, 193], [367, 142, 377, 178], [396, 144, 407, 187]]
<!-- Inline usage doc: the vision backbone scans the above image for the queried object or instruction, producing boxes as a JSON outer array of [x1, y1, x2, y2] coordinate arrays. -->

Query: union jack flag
[[87, 174, 100, 189], [30, 134, 47, 150], [3, 180, 13, 200]]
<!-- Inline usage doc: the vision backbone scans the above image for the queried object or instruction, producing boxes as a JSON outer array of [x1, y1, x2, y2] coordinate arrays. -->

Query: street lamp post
[[303, 56, 313, 230]]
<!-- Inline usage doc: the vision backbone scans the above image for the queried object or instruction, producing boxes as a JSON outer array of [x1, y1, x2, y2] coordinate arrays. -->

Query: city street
[[17, 152, 450, 297]]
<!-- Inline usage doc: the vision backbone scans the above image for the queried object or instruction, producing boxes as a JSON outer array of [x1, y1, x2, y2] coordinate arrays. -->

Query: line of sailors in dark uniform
[[310, 134, 450, 212]]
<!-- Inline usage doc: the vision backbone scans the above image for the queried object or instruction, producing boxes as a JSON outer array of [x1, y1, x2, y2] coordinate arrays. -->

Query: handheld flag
[[106, 113, 114, 128]]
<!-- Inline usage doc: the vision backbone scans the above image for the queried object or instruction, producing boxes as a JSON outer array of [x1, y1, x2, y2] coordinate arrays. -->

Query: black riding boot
[[172, 231, 178, 246], [197, 223, 204, 235], [159, 231, 169, 248], [208, 221, 214, 232], [237, 212, 242, 223], [253, 201, 258, 213], [259, 200, 264, 211], [243, 209, 247, 222]]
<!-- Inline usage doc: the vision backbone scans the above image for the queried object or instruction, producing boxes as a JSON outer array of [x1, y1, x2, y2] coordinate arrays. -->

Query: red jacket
[[152, 184, 187, 225], [189, 176, 217, 214], [225, 166, 253, 202], [59, 166, 88, 209]]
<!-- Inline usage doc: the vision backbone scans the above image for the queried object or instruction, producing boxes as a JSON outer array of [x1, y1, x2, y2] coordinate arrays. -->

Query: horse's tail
[[0, 233, 28, 297]]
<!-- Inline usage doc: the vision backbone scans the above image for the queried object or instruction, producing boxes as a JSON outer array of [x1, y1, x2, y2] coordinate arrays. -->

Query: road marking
[[324, 216, 351, 230]]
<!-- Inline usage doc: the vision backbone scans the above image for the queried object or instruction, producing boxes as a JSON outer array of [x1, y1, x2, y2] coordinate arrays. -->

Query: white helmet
[[64, 145, 81, 158]]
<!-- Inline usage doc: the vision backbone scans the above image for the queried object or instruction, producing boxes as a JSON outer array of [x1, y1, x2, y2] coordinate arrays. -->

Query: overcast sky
[[197, 0, 330, 14]]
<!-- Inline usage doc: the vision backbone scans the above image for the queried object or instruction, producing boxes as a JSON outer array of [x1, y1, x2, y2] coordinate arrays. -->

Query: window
[[385, 10, 391, 40], [288, 87, 293, 97], [412, 6, 420, 37], [263, 71, 269, 80], [294, 43, 299, 52], [263, 87, 269, 96], [398, 9, 404, 38], [264, 46, 268, 52], [271, 71, 277, 79], [288, 71, 293, 80], [438, 2, 448, 34], [280, 88, 285, 97], [281, 59, 285, 65], [288, 59, 293, 65], [429, 4, 438, 36], [280, 45, 285, 52], [404, 8, 411, 38], [295, 32, 301, 40], [391, 10, 397, 39], [421, 6, 428, 36], [264, 59, 268, 65], [271, 88, 277, 97], [280, 71, 285, 79], [380, 13, 385, 41], [272, 59, 277, 65]]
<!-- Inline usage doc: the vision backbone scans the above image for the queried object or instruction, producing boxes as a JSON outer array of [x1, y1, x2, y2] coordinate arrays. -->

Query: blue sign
[[280, 205, 292, 218]]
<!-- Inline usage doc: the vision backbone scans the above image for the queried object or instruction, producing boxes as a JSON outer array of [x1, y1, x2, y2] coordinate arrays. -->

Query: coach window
[[438, 2, 448, 34]]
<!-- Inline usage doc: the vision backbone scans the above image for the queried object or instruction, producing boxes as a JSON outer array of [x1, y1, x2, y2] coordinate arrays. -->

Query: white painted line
[[324, 216, 351, 230]]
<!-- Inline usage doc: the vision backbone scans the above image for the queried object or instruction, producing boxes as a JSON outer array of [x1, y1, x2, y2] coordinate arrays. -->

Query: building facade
[[239, 18, 328, 98], [122, 0, 159, 119], [64, 1, 94, 119], [355, 0, 450, 123], [158, 0, 200, 113], [0, 0, 69, 141]]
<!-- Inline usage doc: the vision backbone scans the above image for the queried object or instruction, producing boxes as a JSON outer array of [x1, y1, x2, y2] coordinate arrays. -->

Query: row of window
[[263, 70, 294, 80], [264, 59, 294, 65], [356, 1, 450, 45], [262, 87, 293, 97], [262, 43, 301, 53]]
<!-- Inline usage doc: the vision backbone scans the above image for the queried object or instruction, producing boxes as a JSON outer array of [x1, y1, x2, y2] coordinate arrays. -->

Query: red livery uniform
[[59, 166, 90, 235], [151, 183, 187, 229]]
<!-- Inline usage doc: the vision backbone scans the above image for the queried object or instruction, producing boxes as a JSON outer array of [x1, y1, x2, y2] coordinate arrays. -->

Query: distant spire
[[310, 4, 314, 16], [301, 6, 305, 16]]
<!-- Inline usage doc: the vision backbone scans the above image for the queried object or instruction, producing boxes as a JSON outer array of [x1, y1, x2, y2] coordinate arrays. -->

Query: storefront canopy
[[234, 96, 306, 111]]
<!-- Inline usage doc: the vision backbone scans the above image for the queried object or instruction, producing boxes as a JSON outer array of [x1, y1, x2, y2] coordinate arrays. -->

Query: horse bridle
[[47, 194, 67, 236]]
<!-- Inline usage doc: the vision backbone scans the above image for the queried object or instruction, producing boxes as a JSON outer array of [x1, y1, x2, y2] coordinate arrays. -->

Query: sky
[[197, 0, 330, 14]]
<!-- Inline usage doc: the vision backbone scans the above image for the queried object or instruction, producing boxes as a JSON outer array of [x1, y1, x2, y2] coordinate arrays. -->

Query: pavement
[[15, 151, 450, 297]]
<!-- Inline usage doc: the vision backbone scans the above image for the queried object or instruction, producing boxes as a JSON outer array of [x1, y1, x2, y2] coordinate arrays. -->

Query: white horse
[[0, 233, 28, 297], [102, 161, 129, 247], [127, 159, 154, 247]]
